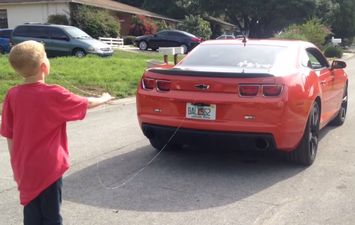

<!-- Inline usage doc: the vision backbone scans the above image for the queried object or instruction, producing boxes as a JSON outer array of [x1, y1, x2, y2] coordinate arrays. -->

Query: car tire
[[181, 44, 188, 54], [73, 48, 86, 58], [149, 138, 183, 151], [0, 46, 4, 55], [330, 83, 348, 126], [286, 101, 320, 166], [139, 41, 148, 51]]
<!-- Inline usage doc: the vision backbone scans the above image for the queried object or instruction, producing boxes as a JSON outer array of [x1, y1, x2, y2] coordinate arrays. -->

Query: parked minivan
[[0, 28, 13, 54], [10, 23, 114, 58]]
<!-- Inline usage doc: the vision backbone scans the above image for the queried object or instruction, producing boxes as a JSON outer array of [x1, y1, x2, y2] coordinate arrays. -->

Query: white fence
[[99, 37, 124, 49]]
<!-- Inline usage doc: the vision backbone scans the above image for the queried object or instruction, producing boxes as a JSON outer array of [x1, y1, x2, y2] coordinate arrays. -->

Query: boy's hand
[[101, 93, 115, 103]]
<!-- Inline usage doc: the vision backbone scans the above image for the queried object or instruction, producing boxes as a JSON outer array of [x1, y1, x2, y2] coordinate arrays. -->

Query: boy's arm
[[87, 93, 115, 109], [7, 139, 13, 155]]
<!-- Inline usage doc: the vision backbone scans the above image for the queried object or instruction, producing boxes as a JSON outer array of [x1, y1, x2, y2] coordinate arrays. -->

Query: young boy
[[0, 40, 115, 225]]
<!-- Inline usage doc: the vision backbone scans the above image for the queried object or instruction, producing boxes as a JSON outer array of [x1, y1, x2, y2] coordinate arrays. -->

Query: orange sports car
[[136, 38, 348, 166]]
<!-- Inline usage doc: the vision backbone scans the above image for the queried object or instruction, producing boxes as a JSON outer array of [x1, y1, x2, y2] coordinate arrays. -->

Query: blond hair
[[8, 40, 46, 78]]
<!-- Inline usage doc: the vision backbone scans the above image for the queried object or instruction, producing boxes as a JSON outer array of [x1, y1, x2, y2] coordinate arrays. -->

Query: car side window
[[305, 47, 330, 70], [13, 26, 29, 37], [27, 27, 50, 39], [0, 30, 12, 38], [50, 28, 68, 40], [156, 31, 168, 37], [167, 32, 185, 37]]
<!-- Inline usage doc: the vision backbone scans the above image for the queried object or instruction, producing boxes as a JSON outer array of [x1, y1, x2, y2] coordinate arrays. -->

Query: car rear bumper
[[142, 123, 278, 151], [138, 114, 304, 151]]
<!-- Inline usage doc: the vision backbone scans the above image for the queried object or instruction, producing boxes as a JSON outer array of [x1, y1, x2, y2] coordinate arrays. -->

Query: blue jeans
[[23, 177, 63, 225]]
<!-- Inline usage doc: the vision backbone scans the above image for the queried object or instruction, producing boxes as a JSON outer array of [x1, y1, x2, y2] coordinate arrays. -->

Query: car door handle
[[321, 80, 326, 86]]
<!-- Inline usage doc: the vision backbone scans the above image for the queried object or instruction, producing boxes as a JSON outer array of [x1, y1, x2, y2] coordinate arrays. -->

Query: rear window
[[0, 30, 12, 38], [179, 44, 288, 69], [13, 26, 49, 39]]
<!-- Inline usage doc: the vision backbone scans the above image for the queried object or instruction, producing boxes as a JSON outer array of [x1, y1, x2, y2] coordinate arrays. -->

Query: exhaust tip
[[143, 128, 155, 139], [255, 138, 270, 150]]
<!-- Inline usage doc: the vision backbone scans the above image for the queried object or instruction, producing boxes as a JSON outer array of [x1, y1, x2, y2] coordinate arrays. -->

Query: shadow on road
[[63, 143, 307, 212], [319, 124, 341, 140]]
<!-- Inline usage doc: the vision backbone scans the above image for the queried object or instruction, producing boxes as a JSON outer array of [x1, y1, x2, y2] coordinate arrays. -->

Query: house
[[203, 16, 238, 36], [0, 0, 181, 36]]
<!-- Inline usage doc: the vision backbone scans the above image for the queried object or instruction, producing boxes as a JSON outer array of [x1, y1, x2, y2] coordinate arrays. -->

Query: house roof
[[203, 16, 236, 28], [0, 0, 181, 23]]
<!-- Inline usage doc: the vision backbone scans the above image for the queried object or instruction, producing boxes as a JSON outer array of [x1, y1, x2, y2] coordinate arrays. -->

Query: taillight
[[9, 39, 13, 46], [191, 37, 201, 42], [239, 85, 259, 96], [262, 85, 283, 97], [142, 78, 155, 90], [156, 79, 171, 92], [238, 84, 284, 97], [141, 78, 171, 92]]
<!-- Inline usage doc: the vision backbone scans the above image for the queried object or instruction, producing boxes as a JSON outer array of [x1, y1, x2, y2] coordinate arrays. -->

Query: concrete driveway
[[1, 57, 355, 225]]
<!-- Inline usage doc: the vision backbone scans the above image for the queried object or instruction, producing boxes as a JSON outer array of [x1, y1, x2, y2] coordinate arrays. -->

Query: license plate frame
[[186, 103, 216, 120]]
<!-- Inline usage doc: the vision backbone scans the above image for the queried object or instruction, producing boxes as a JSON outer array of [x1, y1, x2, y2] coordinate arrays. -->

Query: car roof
[[160, 29, 195, 37], [201, 38, 316, 48], [0, 28, 13, 31], [16, 23, 74, 29]]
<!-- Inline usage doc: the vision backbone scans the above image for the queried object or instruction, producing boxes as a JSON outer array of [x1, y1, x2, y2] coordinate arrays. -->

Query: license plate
[[186, 103, 216, 120]]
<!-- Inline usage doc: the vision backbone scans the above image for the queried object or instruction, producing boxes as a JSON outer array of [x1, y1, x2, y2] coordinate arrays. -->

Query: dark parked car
[[133, 30, 202, 54], [0, 28, 13, 54]]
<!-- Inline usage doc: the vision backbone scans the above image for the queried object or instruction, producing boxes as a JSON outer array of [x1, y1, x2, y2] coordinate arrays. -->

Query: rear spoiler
[[148, 68, 275, 78]]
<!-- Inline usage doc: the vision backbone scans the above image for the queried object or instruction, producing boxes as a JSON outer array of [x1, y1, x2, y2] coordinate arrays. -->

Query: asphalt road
[[1, 57, 355, 225]]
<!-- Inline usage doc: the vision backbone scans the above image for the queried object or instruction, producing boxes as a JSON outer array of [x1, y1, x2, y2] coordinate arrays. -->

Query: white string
[[51, 69, 196, 189]]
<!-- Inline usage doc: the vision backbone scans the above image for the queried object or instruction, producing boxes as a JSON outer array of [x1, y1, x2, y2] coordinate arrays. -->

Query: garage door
[[0, 9, 8, 29]]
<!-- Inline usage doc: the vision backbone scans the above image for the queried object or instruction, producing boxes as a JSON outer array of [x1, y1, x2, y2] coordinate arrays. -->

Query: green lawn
[[0, 50, 185, 104]]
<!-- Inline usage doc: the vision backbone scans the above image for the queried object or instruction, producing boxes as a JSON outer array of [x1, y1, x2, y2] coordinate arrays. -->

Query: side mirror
[[331, 60, 347, 69], [153, 34, 157, 37]]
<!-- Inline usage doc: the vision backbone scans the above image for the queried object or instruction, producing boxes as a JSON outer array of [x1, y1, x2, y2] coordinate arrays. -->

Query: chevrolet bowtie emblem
[[195, 84, 210, 90]]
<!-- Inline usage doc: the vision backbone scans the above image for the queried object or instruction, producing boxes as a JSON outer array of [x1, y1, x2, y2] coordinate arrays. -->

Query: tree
[[329, 0, 355, 39], [113, 0, 193, 20], [112, 0, 145, 8], [188, 0, 326, 38], [178, 15, 212, 40], [71, 5, 120, 39]]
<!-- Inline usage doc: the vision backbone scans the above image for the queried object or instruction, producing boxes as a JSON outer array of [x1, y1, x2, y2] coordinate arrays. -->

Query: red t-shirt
[[0, 82, 89, 206]]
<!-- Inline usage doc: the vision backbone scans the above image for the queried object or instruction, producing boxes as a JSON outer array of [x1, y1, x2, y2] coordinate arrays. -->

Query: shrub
[[324, 46, 343, 58], [275, 17, 328, 46], [123, 36, 136, 45], [156, 20, 172, 32], [178, 15, 212, 40], [275, 27, 308, 41], [129, 15, 157, 36], [47, 14, 69, 25], [71, 5, 120, 39]]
